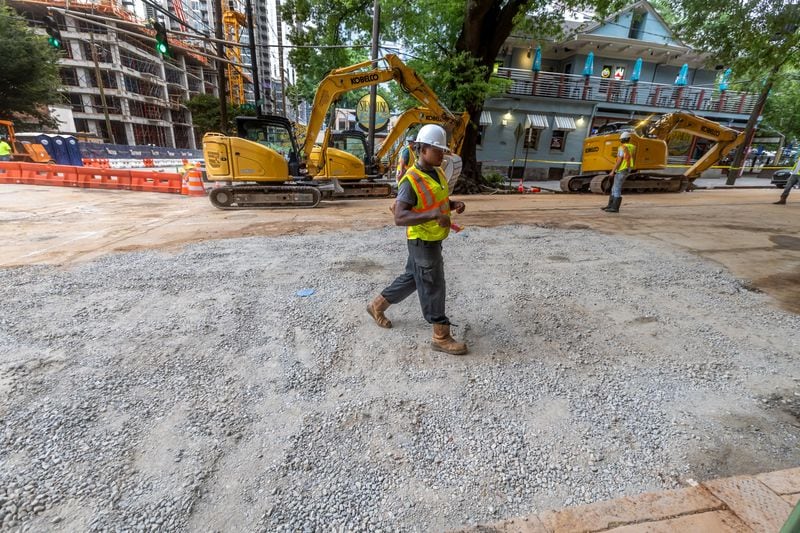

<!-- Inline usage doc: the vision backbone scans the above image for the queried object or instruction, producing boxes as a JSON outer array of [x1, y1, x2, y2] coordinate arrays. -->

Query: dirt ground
[[1, 185, 798, 313]]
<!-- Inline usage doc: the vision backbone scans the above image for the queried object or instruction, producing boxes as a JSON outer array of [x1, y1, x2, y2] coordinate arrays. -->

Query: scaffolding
[[223, 1, 246, 105]]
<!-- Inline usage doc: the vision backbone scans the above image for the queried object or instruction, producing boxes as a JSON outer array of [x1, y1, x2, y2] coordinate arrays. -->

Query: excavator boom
[[640, 112, 745, 179], [301, 54, 458, 174]]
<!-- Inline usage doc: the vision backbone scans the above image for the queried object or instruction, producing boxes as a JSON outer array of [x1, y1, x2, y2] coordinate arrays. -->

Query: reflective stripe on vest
[[399, 164, 450, 241], [619, 142, 635, 171]]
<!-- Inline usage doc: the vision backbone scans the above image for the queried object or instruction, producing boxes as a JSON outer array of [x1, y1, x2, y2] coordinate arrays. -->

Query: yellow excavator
[[203, 54, 466, 208], [560, 112, 746, 194]]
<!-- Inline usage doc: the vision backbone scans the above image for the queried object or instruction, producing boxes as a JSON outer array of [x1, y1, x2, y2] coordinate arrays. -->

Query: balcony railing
[[495, 68, 758, 114]]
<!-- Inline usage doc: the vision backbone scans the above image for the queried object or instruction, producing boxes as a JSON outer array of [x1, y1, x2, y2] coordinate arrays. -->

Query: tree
[[0, 4, 63, 127], [763, 72, 800, 147], [186, 94, 255, 140], [672, 0, 800, 183], [282, 0, 622, 192]]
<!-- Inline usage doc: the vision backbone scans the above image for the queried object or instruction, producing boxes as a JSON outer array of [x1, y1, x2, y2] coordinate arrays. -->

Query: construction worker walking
[[774, 157, 800, 205], [602, 131, 635, 213], [395, 136, 416, 182], [368, 124, 468, 355]]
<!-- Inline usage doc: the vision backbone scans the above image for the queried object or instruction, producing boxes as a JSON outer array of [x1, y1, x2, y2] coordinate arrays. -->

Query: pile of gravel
[[0, 225, 798, 531]]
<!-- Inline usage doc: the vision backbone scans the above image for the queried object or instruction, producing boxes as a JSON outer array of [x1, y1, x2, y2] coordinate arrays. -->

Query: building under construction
[[7, 0, 221, 149]]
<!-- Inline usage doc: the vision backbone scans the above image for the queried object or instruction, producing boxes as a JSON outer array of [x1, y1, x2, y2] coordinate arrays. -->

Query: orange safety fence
[[0, 162, 183, 194], [129, 170, 182, 194]]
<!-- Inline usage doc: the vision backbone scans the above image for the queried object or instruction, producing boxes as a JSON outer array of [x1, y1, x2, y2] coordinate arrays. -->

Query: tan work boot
[[774, 194, 788, 205], [431, 323, 468, 355], [367, 295, 392, 328]]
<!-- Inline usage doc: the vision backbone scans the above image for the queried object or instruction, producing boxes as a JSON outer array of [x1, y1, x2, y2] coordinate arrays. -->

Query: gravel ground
[[0, 224, 798, 532]]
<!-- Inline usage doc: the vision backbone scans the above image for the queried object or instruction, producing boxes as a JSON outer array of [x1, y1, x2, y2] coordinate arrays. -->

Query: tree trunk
[[726, 75, 774, 185], [454, 0, 529, 193]]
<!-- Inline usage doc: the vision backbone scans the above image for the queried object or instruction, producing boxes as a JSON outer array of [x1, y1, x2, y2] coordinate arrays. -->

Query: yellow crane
[[222, 2, 247, 105]]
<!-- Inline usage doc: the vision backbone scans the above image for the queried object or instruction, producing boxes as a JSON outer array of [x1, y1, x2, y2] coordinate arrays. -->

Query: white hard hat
[[415, 124, 450, 152], [620, 131, 632, 140]]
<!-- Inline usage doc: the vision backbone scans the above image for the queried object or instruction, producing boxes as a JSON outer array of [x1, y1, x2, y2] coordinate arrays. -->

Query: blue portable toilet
[[50, 136, 70, 165], [36, 134, 57, 161], [61, 136, 84, 166]]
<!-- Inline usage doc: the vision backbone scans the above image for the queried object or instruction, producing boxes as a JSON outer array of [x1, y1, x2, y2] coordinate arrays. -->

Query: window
[[550, 130, 567, 152], [477, 125, 486, 146], [524, 127, 540, 149], [629, 10, 646, 39]]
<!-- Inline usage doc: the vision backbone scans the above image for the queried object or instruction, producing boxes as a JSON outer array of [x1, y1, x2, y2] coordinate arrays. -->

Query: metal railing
[[495, 68, 758, 114]]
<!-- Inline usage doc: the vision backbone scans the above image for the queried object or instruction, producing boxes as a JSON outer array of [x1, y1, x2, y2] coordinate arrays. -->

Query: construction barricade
[[76, 167, 132, 190], [0, 161, 184, 195], [0, 162, 22, 184], [129, 170, 182, 194]]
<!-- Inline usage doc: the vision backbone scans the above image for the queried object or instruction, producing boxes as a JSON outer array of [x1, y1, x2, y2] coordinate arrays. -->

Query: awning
[[479, 111, 493, 126], [553, 116, 577, 131], [525, 114, 549, 129]]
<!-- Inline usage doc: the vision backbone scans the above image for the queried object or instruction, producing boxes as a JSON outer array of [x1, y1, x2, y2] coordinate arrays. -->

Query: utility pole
[[213, 0, 228, 132], [367, 0, 380, 155], [244, 0, 260, 115], [90, 32, 116, 144]]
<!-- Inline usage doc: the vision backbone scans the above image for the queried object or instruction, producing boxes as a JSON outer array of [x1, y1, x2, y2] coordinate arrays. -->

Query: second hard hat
[[415, 124, 450, 152], [620, 131, 632, 140]]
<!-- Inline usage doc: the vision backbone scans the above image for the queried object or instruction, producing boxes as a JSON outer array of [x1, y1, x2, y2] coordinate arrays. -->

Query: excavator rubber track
[[209, 185, 322, 209], [560, 174, 602, 193], [561, 173, 689, 194], [334, 181, 394, 199]]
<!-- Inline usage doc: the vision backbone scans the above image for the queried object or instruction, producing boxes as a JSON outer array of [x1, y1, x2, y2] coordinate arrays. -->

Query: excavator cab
[[328, 130, 379, 177], [235, 115, 303, 178]]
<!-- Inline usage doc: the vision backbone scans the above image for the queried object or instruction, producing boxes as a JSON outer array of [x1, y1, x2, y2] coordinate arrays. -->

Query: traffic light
[[43, 15, 63, 49], [152, 20, 171, 57]]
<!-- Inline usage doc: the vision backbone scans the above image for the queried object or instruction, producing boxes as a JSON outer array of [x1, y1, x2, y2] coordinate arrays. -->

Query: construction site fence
[[80, 158, 203, 170], [0, 162, 185, 195]]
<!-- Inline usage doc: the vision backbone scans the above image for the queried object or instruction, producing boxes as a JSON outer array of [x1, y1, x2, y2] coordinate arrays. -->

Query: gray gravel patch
[[0, 225, 798, 531]]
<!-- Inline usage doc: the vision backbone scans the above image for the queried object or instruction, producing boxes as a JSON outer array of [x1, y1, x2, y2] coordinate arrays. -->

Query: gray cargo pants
[[782, 174, 800, 196], [381, 239, 449, 325]]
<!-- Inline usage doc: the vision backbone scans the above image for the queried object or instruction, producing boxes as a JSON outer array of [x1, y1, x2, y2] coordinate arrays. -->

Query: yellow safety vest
[[400, 163, 451, 242], [618, 142, 635, 171], [395, 144, 415, 181], [0, 141, 11, 157]]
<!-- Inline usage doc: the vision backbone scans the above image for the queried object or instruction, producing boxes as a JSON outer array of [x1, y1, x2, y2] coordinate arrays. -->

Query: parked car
[[771, 169, 798, 188]]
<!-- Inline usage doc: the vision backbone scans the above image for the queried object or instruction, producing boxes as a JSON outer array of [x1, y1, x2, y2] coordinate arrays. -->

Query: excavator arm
[[301, 54, 458, 174], [641, 112, 745, 179], [375, 109, 470, 171]]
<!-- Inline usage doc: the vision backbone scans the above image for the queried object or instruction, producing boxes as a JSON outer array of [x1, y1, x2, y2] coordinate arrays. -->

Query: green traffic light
[[156, 42, 167, 55], [48, 36, 61, 48]]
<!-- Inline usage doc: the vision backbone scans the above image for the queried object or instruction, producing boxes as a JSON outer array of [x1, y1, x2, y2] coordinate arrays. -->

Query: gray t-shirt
[[396, 167, 443, 207]]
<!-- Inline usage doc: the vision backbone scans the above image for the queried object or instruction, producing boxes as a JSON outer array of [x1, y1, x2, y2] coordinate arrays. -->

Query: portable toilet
[[35, 134, 57, 161], [50, 136, 70, 165], [61, 136, 84, 166]]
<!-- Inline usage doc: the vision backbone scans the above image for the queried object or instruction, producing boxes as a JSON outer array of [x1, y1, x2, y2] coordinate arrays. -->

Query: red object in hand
[[451, 222, 463, 233]]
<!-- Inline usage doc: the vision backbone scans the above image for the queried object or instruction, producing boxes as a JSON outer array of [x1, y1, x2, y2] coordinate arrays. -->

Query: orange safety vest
[[399, 163, 451, 241]]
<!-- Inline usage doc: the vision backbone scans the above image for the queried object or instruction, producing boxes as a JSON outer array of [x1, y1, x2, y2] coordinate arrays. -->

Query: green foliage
[[763, 72, 800, 144], [0, 4, 64, 127], [673, 0, 800, 83], [280, 0, 372, 103], [482, 171, 506, 187], [185, 94, 255, 137]]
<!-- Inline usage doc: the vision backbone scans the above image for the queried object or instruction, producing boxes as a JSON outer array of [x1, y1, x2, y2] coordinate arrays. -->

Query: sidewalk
[[453, 467, 800, 532], [517, 177, 778, 192]]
